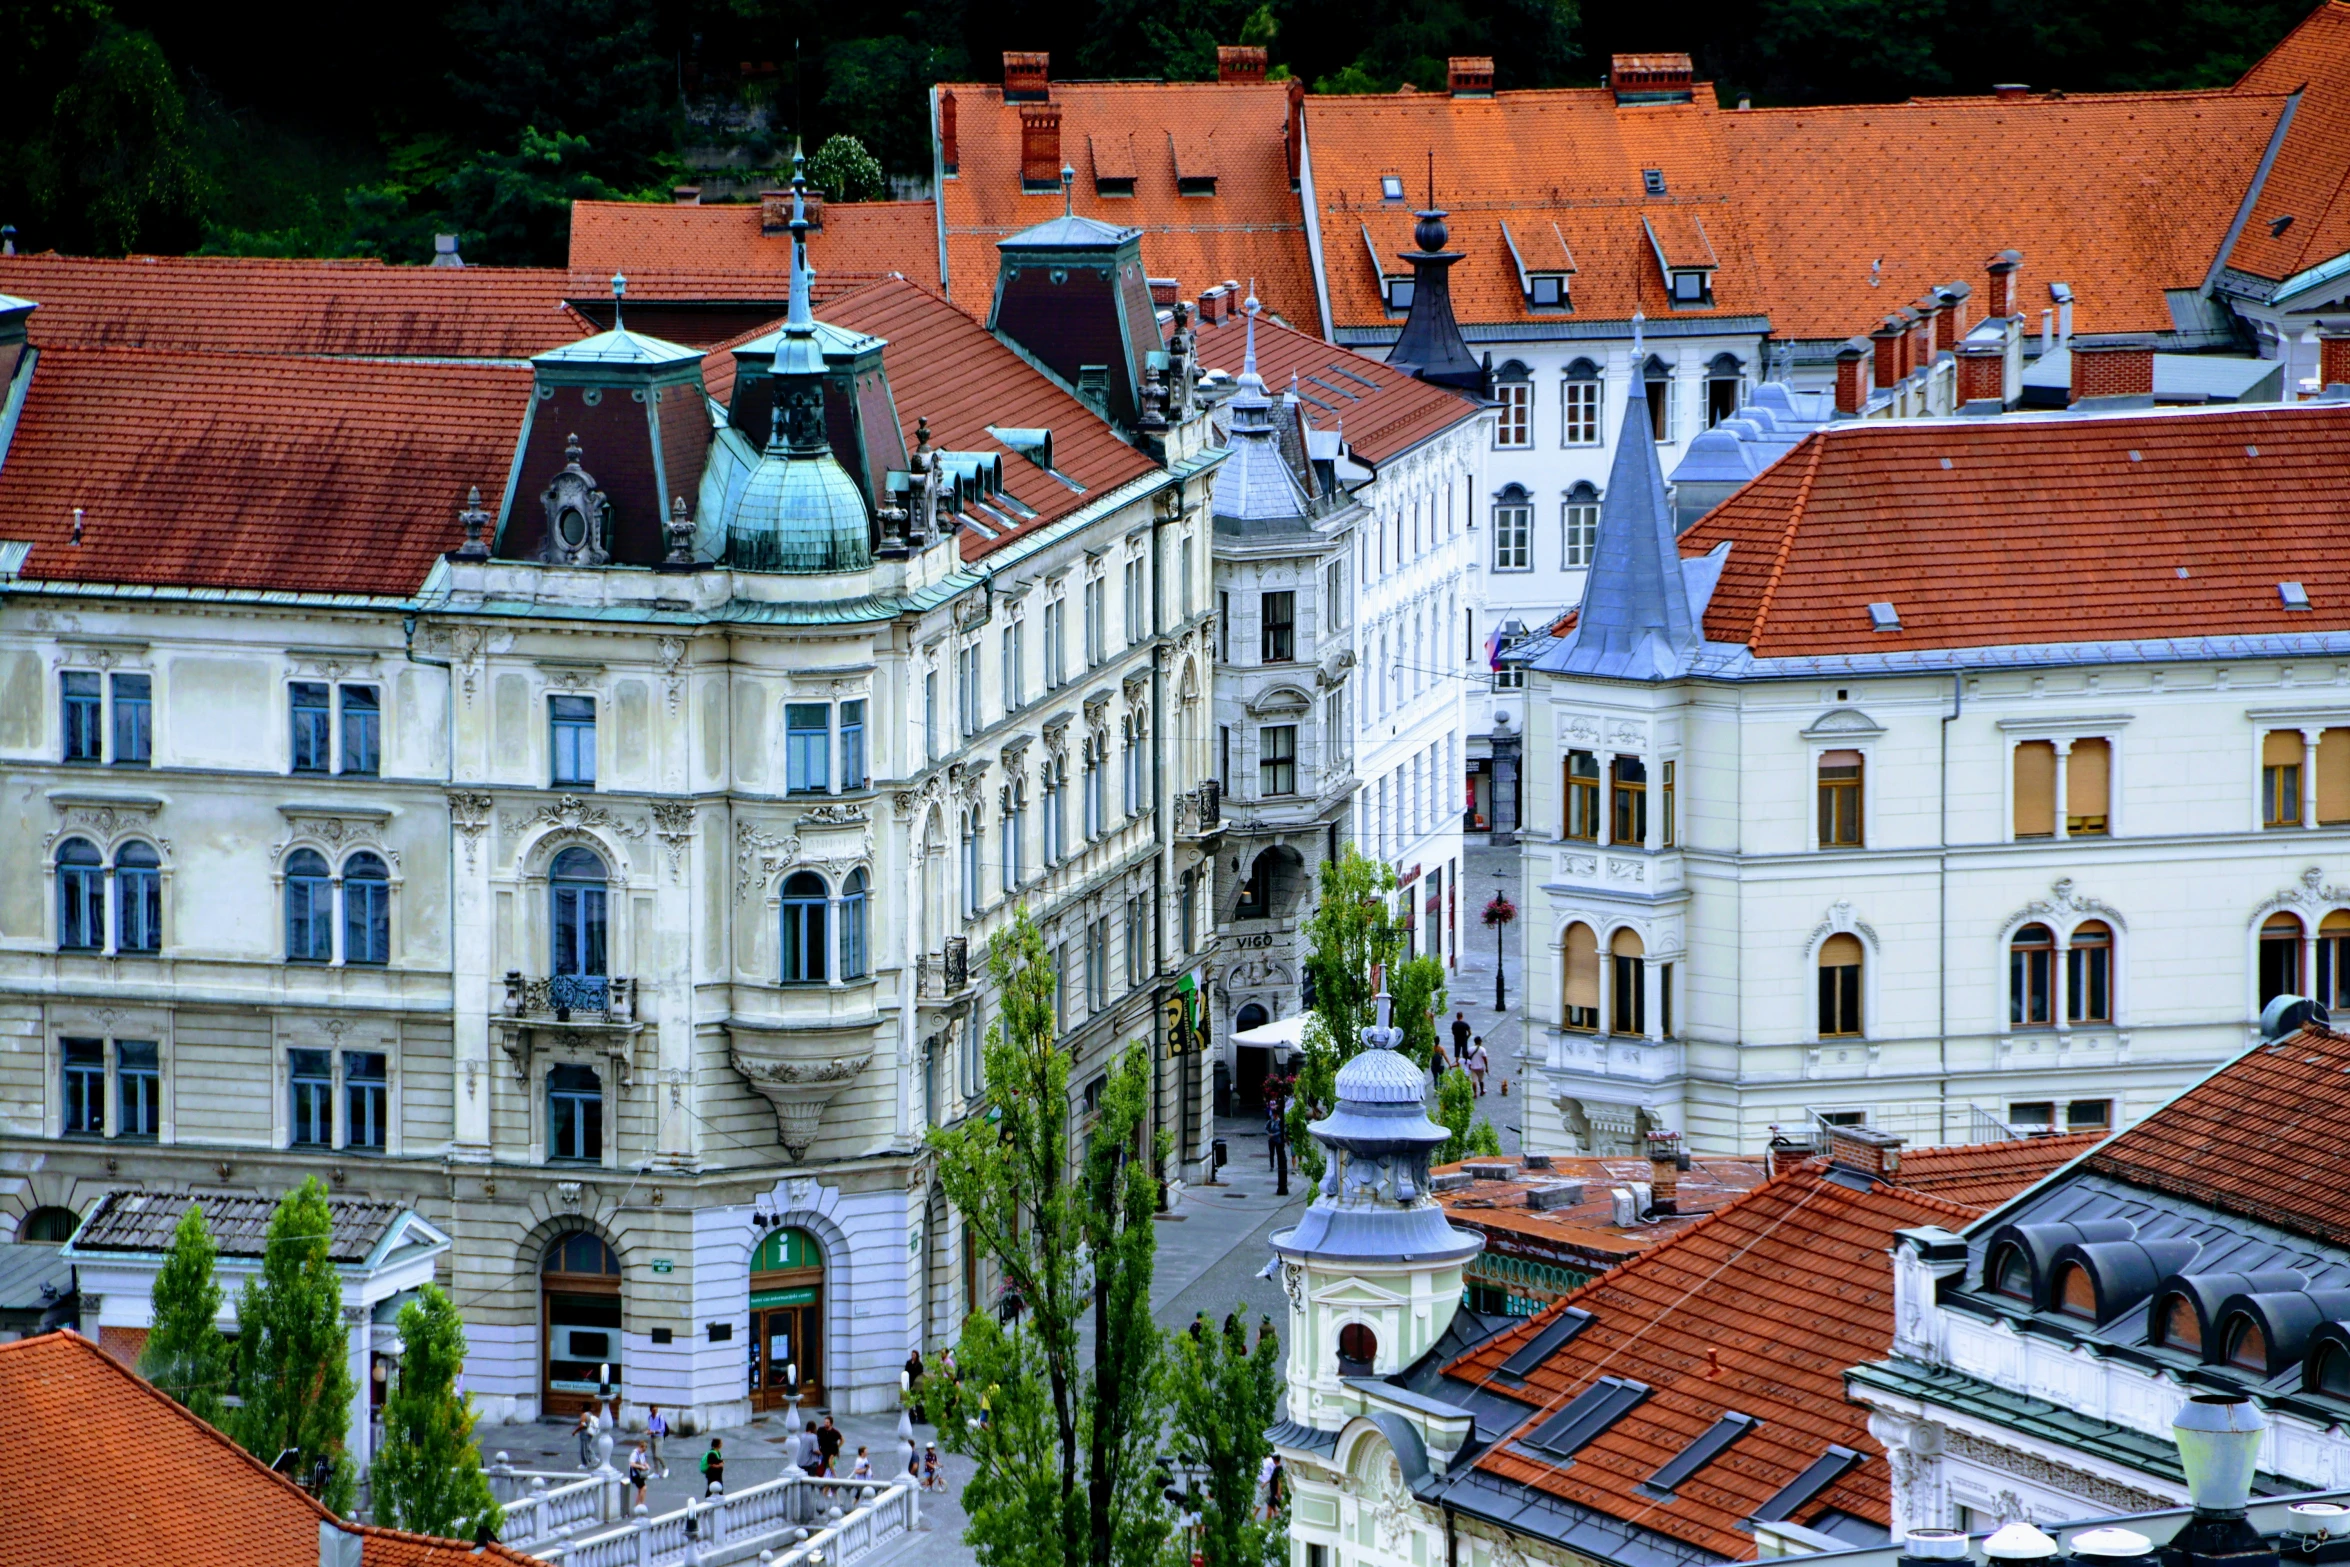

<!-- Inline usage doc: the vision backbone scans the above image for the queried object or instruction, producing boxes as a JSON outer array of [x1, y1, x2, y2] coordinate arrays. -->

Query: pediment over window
[[1800, 707, 1884, 739], [1247, 685, 1314, 717]]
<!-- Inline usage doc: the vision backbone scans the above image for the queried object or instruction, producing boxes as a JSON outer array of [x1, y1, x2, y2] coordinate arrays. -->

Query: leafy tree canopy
[[140, 1201, 230, 1426]]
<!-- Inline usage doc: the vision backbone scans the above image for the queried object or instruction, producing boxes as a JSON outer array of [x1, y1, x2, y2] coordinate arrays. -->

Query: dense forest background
[[0, 0, 2326, 265]]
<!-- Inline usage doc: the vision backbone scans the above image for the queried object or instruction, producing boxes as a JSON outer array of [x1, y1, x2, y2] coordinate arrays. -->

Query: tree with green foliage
[[805, 133, 887, 202], [822, 33, 967, 175], [1288, 847, 1401, 1180], [1390, 951, 1446, 1069], [139, 1201, 230, 1426], [372, 1285, 502, 1539], [926, 904, 1170, 1567], [443, 0, 675, 192], [1163, 1310, 1284, 1567], [20, 19, 207, 255], [232, 1177, 357, 1515], [1434, 1067, 1502, 1164]]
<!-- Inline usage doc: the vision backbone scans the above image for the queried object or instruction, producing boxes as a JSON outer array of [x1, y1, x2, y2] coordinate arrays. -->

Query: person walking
[[574, 1408, 597, 1468], [627, 1444, 652, 1509], [644, 1404, 669, 1478], [850, 1445, 873, 1480], [1262, 1453, 1286, 1519], [699, 1437, 725, 1496], [904, 1347, 926, 1422], [1450, 1011, 1472, 1069], [1468, 1036, 1490, 1096], [923, 1442, 945, 1492], [815, 1414, 843, 1477]]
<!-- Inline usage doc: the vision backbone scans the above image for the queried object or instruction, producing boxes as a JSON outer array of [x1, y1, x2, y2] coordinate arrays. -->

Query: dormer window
[[1672, 270, 1708, 305], [1502, 218, 1577, 313], [2312, 1341, 2350, 1397], [2053, 1263, 2097, 1319], [1644, 211, 1720, 311], [1988, 1243, 2033, 1301], [2224, 1314, 2269, 1372], [1385, 276, 1415, 313], [1097, 176, 1134, 197], [1530, 274, 1568, 308], [1178, 176, 1216, 197], [2154, 1292, 2202, 1351], [1381, 175, 1405, 201]]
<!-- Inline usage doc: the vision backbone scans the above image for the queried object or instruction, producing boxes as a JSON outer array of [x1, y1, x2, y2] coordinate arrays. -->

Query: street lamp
[[1482, 892, 1517, 1012]]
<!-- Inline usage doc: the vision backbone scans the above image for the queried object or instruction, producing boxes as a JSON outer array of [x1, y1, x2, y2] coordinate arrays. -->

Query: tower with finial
[[1385, 158, 1487, 395]]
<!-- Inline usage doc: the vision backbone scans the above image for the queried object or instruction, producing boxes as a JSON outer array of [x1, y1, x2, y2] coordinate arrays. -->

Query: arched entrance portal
[[542, 1230, 621, 1417], [750, 1227, 825, 1410]]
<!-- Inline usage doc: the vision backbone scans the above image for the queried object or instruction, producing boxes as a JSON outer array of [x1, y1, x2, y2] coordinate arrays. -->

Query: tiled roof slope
[[1305, 88, 1762, 332], [0, 347, 528, 596], [1190, 308, 1481, 465], [1718, 90, 2285, 339], [2083, 1025, 2350, 1248], [933, 80, 1315, 325], [1893, 1133, 2102, 1207], [810, 277, 1162, 561], [1448, 1164, 1988, 1559], [73, 1188, 409, 1263], [0, 1332, 541, 1567], [0, 253, 586, 359], [1435, 1154, 1769, 1273], [2230, 1, 2350, 285], [567, 198, 939, 300], [1681, 403, 2350, 658]]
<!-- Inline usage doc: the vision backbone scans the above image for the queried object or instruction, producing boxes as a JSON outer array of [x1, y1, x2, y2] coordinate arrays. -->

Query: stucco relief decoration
[[556, 1180, 584, 1212], [1371, 1455, 1413, 1550], [650, 800, 694, 882], [55, 640, 139, 673], [656, 636, 688, 714], [448, 790, 495, 871], [1561, 853, 1598, 877], [2002, 877, 2126, 936], [1942, 1429, 2170, 1515], [45, 800, 168, 857], [735, 823, 804, 902], [427, 625, 489, 704], [271, 810, 400, 872], [728, 1045, 875, 1159], [1563, 716, 1601, 745], [1806, 899, 1880, 955], [1607, 720, 1647, 747], [510, 795, 649, 842], [2254, 865, 2350, 924], [1606, 857, 1646, 882]]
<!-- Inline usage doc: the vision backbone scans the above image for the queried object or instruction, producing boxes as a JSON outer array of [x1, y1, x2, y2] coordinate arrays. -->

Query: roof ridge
[[1742, 429, 1824, 649]]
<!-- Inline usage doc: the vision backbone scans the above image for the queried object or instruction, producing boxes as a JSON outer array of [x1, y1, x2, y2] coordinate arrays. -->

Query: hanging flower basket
[[1481, 894, 1518, 928]]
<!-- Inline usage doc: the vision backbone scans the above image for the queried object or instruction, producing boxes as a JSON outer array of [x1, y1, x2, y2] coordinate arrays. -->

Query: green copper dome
[[727, 436, 873, 573]]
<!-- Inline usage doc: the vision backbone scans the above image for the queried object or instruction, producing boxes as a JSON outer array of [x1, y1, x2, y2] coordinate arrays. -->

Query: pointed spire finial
[[1241, 281, 1261, 383], [1061, 162, 1075, 218], [783, 151, 814, 332], [1427, 147, 1436, 211], [610, 271, 627, 332]]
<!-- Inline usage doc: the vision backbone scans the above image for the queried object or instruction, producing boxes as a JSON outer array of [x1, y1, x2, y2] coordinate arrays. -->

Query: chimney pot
[[1447, 56, 1495, 97], [671, 186, 701, 205], [1985, 249, 2023, 318], [1993, 83, 2030, 101], [1936, 281, 1971, 347], [1835, 337, 1872, 415], [1285, 77, 1306, 183], [1956, 343, 2006, 407], [1218, 45, 1268, 84], [1646, 1131, 1682, 1216], [939, 90, 959, 176], [760, 189, 791, 237], [432, 233, 464, 268], [1871, 319, 1903, 390], [1003, 51, 1051, 103], [1827, 1123, 1904, 1180], [1609, 52, 1696, 104], [2070, 340, 2155, 404]]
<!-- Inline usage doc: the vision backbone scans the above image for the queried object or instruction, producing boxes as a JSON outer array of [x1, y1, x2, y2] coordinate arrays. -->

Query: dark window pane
[[340, 686, 380, 775], [111, 674, 152, 765], [62, 672, 102, 763], [290, 682, 331, 773], [62, 1039, 104, 1135], [290, 1048, 333, 1147]]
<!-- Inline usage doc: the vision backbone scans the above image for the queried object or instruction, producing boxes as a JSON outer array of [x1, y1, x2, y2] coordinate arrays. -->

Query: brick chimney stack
[[1285, 77, 1306, 185], [1646, 1131, 1683, 1216], [1003, 51, 1051, 102], [2320, 323, 2350, 394], [1956, 342, 2005, 406], [1871, 318, 1904, 390], [2071, 340, 2155, 404], [1826, 1123, 1904, 1181], [1936, 282, 1971, 348], [938, 90, 959, 176], [1218, 45, 1268, 84], [1447, 56, 1495, 96], [1019, 103, 1064, 191], [1985, 249, 2023, 319], [760, 189, 790, 236], [1835, 337, 1871, 415], [1994, 83, 2030, 101], [1912, 295, 1941, 362]]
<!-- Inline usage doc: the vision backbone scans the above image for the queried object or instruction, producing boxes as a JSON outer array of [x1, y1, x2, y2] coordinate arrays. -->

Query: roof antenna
[[1426, 147, 1436, 210], [610, 270, 627, 333], [1061, 162, 1075, 218]]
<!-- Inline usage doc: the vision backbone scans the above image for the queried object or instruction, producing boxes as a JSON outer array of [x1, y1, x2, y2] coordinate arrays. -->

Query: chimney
[[939, 90, 959, 176], [1646, 1131, 1682, 1216], [1835, 337, 1872, 415], [1985, 249, 2022, 318], [671, 186, 701, 205], [1912, 295, 1941, 360], [760, 189, 791, 236], [1936, 281, 1971, 348], [1285, 77, 1306, 185], [1871, 318, 1903, 390], [431, 233, 464, 268], [1448, 56, 1495, 96], [1019, 104, 1064, 192], [1218, 45, 1268, 84], [799, 189, 825, 232], [1003, 51, 1050, 103], [1994, 83, 2031, 101], [1826, 1123, 1904, 1181], [1199, 285, 1227, 324], [2322, 324, 2350, 395], [1956, 342, 2006, 408], [1610, 53, 1696, 104], [2071, 340, 2155, 405]]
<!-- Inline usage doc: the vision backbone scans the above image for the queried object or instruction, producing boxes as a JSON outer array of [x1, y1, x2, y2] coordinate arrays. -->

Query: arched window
[[2319, 911, 2350, 1008], [1819, 934, 1863, 1037], [285, 849, 332, 963], [19, 1206, 79, 1244], [550, 847, 609, 1007], [2153, 1292, 2202, 1351], [1610, 928, 1646, 1035], [841, 869, 870, 980], [781, 870, 828, 983], [1561, 481, 1600, 568], [1706, 352, 1744, 428], [2224, 1314, 2268, 1372], [1988, 1244, 2033, 1301], [1642, 355, 1674, 443], [2053, 1262, 2098, 1319], [548, 1064, 604, 1162], [2010, 924, 2054, 1026], [56, 838, 104, 952], [1562, 922, 1600, 1031], [2260, 913, 2305, 1006], [1562, 359, 1603, 445], [1491, 483, 1532, 570], [2312, 1341, 2350, 1397], [115, 840, 161, 954], [2067, 921, 2113, 1024], [1337, 1322, 1379, 1368], [544, 1230, 619, 1277], [344, 852, 390, 966], [1493, 361, 1532, 449], [1236, 1002, 1270, 1036]]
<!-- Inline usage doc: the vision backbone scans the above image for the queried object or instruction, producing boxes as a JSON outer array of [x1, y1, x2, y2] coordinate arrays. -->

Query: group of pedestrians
[[612, 1365, 955, 1510], [1436, 1011, 1491, 1092]]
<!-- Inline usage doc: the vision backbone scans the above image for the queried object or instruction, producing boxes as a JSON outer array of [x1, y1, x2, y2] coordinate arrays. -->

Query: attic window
[[1496, 1306, 1594, 1380], [1671, 270, 1708, 305], [1097, 176, 1135, 197], [1178, 175, 1217, 197], [1381, 175, 1406, 201], [1751, 1446, 1864, 1525], [1525, 1375, 1651, 1458], [1642, 168, 1667, 196], [1639, 1412, 1760, 1499], [1868, 602, 1902, 632], [2281, 581, 2312, 610], [1530, 274, 1568, 309], [1386, 276, 1416, 313]]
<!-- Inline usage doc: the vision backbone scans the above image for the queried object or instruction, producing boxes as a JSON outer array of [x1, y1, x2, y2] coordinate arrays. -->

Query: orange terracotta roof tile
[[1446, 1164, 2003, 1559], [1089, 131, 1138, 184], [1891, 1133, 2103, 1207], [0, 1330, 540, 1567], [2229, 1, 2350, 284], [1681, 402, 2350, 658], [0, 253, 587, 359], [935, 79, 1315, 326], [812, 277, 1162, 561], [1433, 1153, 1770, 1273], [2083, 1024, 2350, 1246], [0, 347, 528, 596], [1188, 308, 1482, 465], [566, 198, 939, 303]]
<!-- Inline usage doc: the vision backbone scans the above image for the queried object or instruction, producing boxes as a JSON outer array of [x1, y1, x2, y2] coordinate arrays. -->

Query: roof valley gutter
[[2205, 86, 2303, 296]]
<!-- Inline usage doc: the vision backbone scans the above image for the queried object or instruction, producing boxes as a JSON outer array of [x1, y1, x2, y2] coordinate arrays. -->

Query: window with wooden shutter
[[2320, 910, 2350, 1008], [2264, 730, 2306, 827], [2066, 738, 2110, 835], [1817, 749, 1863, 847], [1609, 927, 1645, 1034], [1563, 922, 1600, 1030], [2013, 741, 2056, 838], [2321, 729, 2350, 825]]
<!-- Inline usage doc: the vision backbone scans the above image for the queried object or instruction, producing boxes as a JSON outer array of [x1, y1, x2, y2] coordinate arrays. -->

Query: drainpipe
[[1151, 488, 1175, 1177], [1937, 670, 1962, 1144], [1443, 1501, 1458, 1567]]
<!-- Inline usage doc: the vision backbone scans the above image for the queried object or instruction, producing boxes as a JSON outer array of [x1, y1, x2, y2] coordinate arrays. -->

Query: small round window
[[1337, 1322, 1378, 1368], [558, 505, 588, 548]]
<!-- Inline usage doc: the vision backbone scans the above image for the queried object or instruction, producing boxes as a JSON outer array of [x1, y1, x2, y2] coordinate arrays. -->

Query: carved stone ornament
[[2254, 865, 2350, 924], [656, 637, 688, 714], [1941, 1428, 2171, 1516], [509, 795, 650, 842], [2002, 876, 2126, 936], [736, 822, 804, 901], [651, 800, 694, 882], [1605, 857, 1646, 882], [795, 801, 872, 829], [557, 1180, 585, 1212], [271, 809, 399, 872], [1806, 898, 1880, 954], [536, 434, 611, 566], [449, 790, 495, 871], [45, 798, 168, 857], [726, 1028, 874, 1160]]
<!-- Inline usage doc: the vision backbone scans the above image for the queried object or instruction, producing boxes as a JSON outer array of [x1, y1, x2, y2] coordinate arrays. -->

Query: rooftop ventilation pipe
[[2068, 1526, 2161, 1567], [2170, 1394, 2272, 1567], [2260, 994, 2329, 1042], [1984, 1523, 2062, 1564]]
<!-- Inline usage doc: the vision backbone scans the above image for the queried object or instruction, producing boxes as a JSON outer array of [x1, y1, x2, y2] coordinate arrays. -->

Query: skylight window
[[1642, 168, 1667, 195], [1638, 1411, 1760, 1499], [1750, 1446, 1863, 1525], [1496, 1306, 1592, 1380], [2281, 581, 2312, 610], [1382, 174, 1406, 201], [1868, 601, 1902, 632], [1523, 1375, 1650, 1458]]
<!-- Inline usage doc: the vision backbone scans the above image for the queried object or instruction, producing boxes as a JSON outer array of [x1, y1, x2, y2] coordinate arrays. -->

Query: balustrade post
[[633, 1503, 653, 1567]]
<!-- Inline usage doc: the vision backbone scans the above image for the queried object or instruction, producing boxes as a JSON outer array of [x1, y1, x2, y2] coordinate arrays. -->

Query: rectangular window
[[1493, 504, 1531, 571], [1044, 600, 1063, 689], [1125, 558, 1147, 644], [62, 1039, 105, 1136], [2066, 737, 2110, 835], [924, 671, 939, 761], [1495, 381, 1532, 448], [2321, 728, 2350, 825], [1261, 591, 1296, 663], [346, 1051, 387, 1150], [1325, 560, 1347, 629], [290, 1048, 333, 1148], [839, 700, 866, 789], [1126, 897, 1145, 989], [344, 870, 390, 965], [1562, 498, 1598, 568], [785, 703, 829, 793], [1563, 378, 1602, 445], [2066, 1099, 2113, 1132], [1818, 750, 1863, 847], [2067, 930, 2112, 1024], [550, 695, 597, 786], [1565, 751, 1601, 841], [118, 851, 160, 954], [1818, 936, 1863, 1037], [111, 673, 152, 766], [2264, 730, 2305, 827], [1611, 755, 1647, 845], [1707, 374, 1741, 428], [117, 1040, 160, 1140], [2010, 931, 2054, 1026], [548, 1062, 603, 1162], [2008, 1101, 2054, 1132], [1087, 578, 1105, 664], [1001, 625, 1022, 712], [1661, 760, 1676, 848], [286, 865, 333, 963], [1217, 591, 1230, 662], [290, 681, 331, 773], [334, 685, 379, 776], [1180, 538, 1194, 618], [2012, 740, 2056, 838], [1260, 725, 1297, 797], [1611, 953, 1645, 1034], [1647, 373, 1675, 443], [62, 672, 103, 763]]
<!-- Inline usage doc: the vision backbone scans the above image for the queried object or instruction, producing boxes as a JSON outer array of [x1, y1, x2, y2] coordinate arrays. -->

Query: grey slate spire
[[1210, 287, 1312, 529], [1386, 160, 1487, 396], [1549, 313, 1701, 677]]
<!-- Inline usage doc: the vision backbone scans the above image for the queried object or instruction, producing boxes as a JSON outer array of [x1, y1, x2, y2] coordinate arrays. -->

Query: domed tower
[[1270, 988, 1482, 1430]]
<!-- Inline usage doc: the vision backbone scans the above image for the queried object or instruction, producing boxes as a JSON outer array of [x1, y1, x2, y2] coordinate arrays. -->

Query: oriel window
[[1611, 755, 1647, 845], [1259, 725, 1297, 797], [1564, 751, 1601, 842], [1260, 591, 1296, 663], [786, 703, 831, 794]]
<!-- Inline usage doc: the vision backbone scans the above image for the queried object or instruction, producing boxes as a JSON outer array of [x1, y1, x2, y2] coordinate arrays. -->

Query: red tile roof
[[2083, 1025, 2350, 1247], [1435, 1154, 1771, 1274], [566, 199, 940, 302], [934, 79, 1316, 326], [802, 277, 1163, 561], [1446, 1156, 2040, 1560], [1188, 308, 1482, 465], [1893, 1133, 2103, 1207], [2228, 1, 2350, 285], [0, 1330, 540, 1567], [1681, 402, 2350, 658], [0, 253, 587, 359], [0, 347, 528, 596]]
